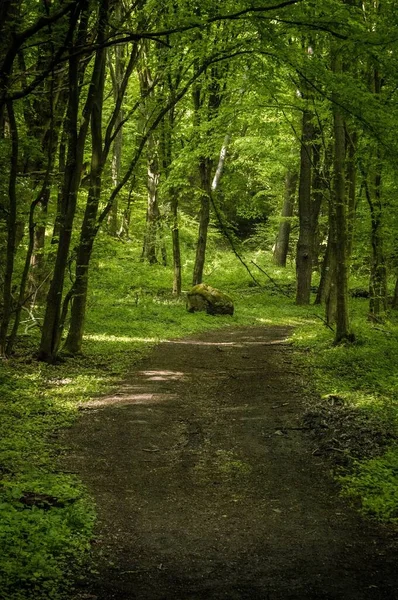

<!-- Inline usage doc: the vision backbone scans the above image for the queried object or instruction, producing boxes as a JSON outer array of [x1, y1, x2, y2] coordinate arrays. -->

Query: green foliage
[[339, 451, 398, 523], [293, 307, 398, 522], [0, 476, 94, 600], [0, 353, 98, 599]]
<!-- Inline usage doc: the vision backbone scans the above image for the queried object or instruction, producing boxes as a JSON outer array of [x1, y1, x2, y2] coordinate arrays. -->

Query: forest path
[[66, 326, 398, 600]]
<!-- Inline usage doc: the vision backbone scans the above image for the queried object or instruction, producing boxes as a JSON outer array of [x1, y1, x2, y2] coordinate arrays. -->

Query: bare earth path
[[66, 326, 398, 600]]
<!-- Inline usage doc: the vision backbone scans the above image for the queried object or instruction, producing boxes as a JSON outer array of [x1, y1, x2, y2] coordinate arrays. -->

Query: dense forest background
[[1, 1, 398, 598]]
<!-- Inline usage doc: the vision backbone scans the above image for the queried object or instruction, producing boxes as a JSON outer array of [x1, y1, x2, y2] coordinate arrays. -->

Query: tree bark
[[331, 51, 353, 344], [162, 105, 182, 295], [295, 108, 314, 304], [273, 170, 297, 267], [63, 6, 108, 355], [170, 189, 182, 295], [0, 101, 18, 356], [363, 159, 387, 318], [310, 140, 325, 269], [38, 4, 97, 362], [346, 128, 357, 258], [142, 133, 161, 264], [367, 68, 387, 318], [392, 277, 398, 310], [108, 38, 124, 237], [315, 232, 332, 306], [193, 159, 212, 286]]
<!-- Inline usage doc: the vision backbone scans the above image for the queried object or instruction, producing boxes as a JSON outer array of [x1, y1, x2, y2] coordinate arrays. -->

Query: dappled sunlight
[[256, 316, 303, 326], [140, 370, 186, 381], [165, 338, 290, 347], [165, 340, 239, 347], [81, 392, 178, 409], [84, 333, 167, 343]]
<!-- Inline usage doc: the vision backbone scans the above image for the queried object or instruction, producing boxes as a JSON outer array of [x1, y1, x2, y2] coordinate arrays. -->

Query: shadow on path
[[65, 326, 398, 600]]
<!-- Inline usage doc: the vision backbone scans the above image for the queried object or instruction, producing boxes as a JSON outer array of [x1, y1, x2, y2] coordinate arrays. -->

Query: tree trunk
[[38, 52, 81, 361], [193, 159, 212, 286], [273, 170, 297, 267], [28, 188, 49, 303], [346, 128, 357, 258], [139, 51, 164, 265], [364, 158, 387, 318], [38, 5, 99, 362], [108, 39, 124, 237], [310, 140, 326, 269], [392, 277, 398, 310], [331, 51, 353, 344], [6, 180, 50, 354], [109, 118, 122, 236], [323, 210, 337, 325], [192, 56, 224, 287], [0, 101, 18, 356], [367, 67, 387, 318], [142, 133, 161, 264], [51, 127, 67, 245], [315, 232, 332, 306], [295, 108, 314, 304], [170, 189, 182, 296], [64, 9, 108, 355]]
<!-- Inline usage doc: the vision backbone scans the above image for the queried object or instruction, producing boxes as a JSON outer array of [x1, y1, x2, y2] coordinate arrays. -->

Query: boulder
[[187, 283, 234, 316]]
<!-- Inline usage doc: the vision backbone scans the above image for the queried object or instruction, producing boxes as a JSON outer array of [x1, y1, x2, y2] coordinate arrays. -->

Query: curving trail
[[66, 326, 398, 600]]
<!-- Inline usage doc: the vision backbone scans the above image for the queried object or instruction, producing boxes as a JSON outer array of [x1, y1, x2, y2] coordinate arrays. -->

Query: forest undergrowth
[[1, 240, 398, 599]]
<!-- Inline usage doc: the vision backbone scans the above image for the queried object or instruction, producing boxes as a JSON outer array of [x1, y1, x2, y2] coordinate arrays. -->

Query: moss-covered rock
[[187, 283, 234, 316]]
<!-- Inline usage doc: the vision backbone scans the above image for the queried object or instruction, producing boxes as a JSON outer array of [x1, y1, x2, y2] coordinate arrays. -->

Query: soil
[[65, 326, 398, 600]]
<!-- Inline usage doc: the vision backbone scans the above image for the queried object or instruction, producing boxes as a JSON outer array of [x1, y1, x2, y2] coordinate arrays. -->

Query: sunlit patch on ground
[[164, 338, 289, 347], [140, 370, 186, 381], [84, 334, 167, 343], [80, 392, 178, 409]]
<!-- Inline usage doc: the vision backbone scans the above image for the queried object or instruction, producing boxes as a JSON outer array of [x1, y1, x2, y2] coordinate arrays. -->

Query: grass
[[293, 306, 398, 523], [1, 237, 398, 598]]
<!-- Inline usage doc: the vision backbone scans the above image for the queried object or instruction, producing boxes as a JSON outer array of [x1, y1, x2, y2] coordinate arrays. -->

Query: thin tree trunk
[[139, 51, 164, 265], [331, 51, 353, 344], [346, 128, 357, 258], [310, 141, 325, 269], [367, 67, 387, 318], [273, 170, 297, 267], [64, 7, 108, 355], [38, 52, 81, 361], [38, 5, 97, 362], [192, 56, 224, 287], [192, 133, 228, 286], [0, 101, 18, 356], [108, 39, 124, 236], [28, 188, 49, 302], [6, 181, 51, 353], [295, 108, 314, 304], [170, 189, 182, 295], [109, 117, 122, 235], [315, 232, 332, 306], [211, 134, 230, 192], [392, 277, 398, 310], [142, 133, 161, 264], [193, 159, 212, 286], [363, 161, 387, 318]]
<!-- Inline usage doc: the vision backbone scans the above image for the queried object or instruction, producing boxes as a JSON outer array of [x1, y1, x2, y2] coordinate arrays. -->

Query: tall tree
[[38, 1, 100, 362], [274, 170, 297, 267], [330, 48, 353, 344]]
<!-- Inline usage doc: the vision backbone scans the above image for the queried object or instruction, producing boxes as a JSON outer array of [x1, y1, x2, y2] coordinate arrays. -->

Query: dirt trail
[[66, 326, 398, 600]]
